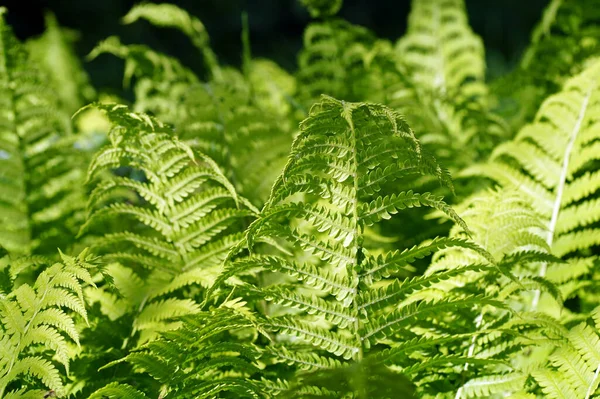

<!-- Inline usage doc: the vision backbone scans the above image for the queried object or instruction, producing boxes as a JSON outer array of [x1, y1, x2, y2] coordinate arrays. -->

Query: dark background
[[3, 0, 548, 91]]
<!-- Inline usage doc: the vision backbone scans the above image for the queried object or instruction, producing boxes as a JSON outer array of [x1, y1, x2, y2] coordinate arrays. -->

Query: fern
[[121, 3, 221, 81], [492, 0, 600, 132], [464, 59, 600, 315], [2, 1, 600, 398], [428, 189, 566, 398], [26, 12, 95, 114], [396, 0, 486, 103], [296, 19, 397, 107], [89, 301, 265, 399], [89, 5, 295, 204], [0, 249, 97, 398], [215, 96, 503, 396], [281, 355, 416, 398], [519, 307, 600, 399], [176, 70, 294, 204], [87, 36, 198, 123], [0, 8, 87, 256], [389, 0, 507, 169], [78, 103, 256, 344]]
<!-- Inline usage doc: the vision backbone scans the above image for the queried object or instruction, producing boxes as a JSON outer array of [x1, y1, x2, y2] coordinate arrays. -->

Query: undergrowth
[[2, 0, 600, 398]]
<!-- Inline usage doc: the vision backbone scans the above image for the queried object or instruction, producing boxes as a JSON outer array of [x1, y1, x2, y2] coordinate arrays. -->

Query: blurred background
[[4, 0, 548, 92]]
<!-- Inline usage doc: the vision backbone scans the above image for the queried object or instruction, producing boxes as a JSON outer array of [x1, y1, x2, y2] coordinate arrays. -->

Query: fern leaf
[[122, 3, 220, 80], [463, 60, 600, 312], [0, 12, 86, 256], [220, 96, 503, 394], [459, 373, 527, 398], [94, 308, 264, 399], [389, 0, 507, 169], [0, 250, 97, 397], [79, 104, 254, 342], [25, 12, 95, 113], [88, 382, 148, 399]]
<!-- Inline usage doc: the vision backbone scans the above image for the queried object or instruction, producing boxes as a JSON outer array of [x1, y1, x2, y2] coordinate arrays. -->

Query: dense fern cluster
[[2, 0, 600, 398]]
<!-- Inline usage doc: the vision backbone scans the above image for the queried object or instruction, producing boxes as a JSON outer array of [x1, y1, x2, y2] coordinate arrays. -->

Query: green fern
[[214, 95, 504, 396], [492, 0, 600, 132], [389, 0, 507, 169], [296, 19, 398, 106], [176, 69, 294, 204], [26, 12, 95, 114], [78, 103, 255, 344], [463, 58, 600, 315], [0, 249, 97, 398], [87, 36, 198, 123], [247, 58, 298, 119], [0, 8, 87, 256], [122, 3, 221, 81], [89, 301, 265, 399], [396, 0, 486, 103], [89, 5, 295, 205], [281, 355, 416, 398], [91, 40, 294, 205], [519, 306, 600, 399], [428, 189, 567, 398], [2, 2, 600, 398]]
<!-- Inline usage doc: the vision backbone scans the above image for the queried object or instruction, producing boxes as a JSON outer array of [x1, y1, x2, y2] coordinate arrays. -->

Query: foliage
[[0, 249, 98, 397], [1, 0, 600, 398], [0, 8, 88, 257]]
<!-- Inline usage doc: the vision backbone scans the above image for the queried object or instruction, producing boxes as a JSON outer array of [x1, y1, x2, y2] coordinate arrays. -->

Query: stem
[[343, 102, 363, 362], [585, 362, 600, 399], [531, 87, 591, 310]]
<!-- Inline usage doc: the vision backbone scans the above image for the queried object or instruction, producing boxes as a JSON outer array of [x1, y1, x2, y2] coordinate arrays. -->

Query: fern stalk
[[344, 102, 365, 363], [585, 362, 600, 399], [532, 86, 592, 310]]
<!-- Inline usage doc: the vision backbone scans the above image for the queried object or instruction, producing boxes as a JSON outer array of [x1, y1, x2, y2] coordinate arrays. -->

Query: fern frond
[[88, 382, 147, 399], [494, 0, 600, 132], [0, 11, 86, 256], [296, 19, 398, 105], [463, 59, 600, 313], [389, 0, 507, 169], [79, 103, 254, 343], [175, 69, 294, 204], [281, 355, 416, 399], [97, 307, 264, 399], [527, 315, 600, 398], [88, 35, 198, 125], [218, 96, 502, 394], [122, 3, 220, 80], [0, 250, 97, 397], [247, 59, 298, 118], [396, 0, 486, 101], [26, 12, 95, 113], [459, 373, 527, 398], [425, 188, 563, 398], [92, 6, 296, 206]]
